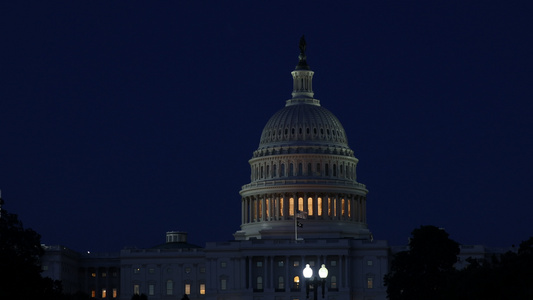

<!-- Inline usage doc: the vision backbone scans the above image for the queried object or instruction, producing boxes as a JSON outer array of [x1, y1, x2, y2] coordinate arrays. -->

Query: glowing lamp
[[318, 264, 328, 279], [303, 264, 313, 279]]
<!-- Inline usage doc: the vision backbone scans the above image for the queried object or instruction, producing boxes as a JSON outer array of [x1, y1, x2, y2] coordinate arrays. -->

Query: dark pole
[[313, 277, 318, 300]]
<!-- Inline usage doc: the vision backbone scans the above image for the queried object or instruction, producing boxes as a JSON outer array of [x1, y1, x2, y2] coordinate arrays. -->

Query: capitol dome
[[234, 37, 371, 241], [257, 100, 350, 152]]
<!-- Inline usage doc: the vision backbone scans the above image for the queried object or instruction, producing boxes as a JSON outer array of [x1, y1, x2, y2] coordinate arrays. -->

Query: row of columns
[[241, 193, 366, 224], [251, 161, 357, 181]]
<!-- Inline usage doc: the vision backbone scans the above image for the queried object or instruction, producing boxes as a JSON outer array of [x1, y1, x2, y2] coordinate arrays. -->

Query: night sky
[[1, 2, 532, 253]]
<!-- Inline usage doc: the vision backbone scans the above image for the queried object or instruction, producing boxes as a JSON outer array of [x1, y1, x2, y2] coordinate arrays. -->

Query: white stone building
[[41, 39, 496, 300]]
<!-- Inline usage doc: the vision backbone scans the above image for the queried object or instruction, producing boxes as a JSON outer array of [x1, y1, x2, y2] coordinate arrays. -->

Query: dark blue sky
[[1, 1, 532, 252]]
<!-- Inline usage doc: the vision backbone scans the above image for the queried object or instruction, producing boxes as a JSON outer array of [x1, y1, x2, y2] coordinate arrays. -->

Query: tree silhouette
[[451, 237, 533, 299], [0, 206, 63, 300], [384, 225, 459, 300]]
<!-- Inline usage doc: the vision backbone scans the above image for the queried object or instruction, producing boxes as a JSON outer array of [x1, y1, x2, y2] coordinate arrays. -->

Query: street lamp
[[303, 264, 328, 300]]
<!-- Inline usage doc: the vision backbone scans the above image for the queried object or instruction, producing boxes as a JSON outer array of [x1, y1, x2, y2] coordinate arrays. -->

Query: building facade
[[41, 39, 494, 300]]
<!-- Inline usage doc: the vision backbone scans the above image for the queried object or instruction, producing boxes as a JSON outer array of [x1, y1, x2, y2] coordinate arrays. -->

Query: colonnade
[[241, 193, 366, 224]]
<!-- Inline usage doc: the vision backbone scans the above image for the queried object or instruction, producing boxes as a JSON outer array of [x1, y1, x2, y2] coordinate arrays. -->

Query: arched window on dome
[[258, 199, 263, 220], [261, 166, 264, 179], [298, 197, 304, 212], [307, 197, 313, 216], [253, 199, 258, 221], [281, 164, 285, 177], [266, 165, 270, 178], [341, 198, 345, 217], [289, 197, 294, 216], [265, 198, 270, 219], [298, 163, 303, 176], [333, 164, 337, 177], [307, 163, 312, 176], [289, 163, 294, 176], [273, 164, 277, 178], [279, 197, 284, 217], [317, 197, 323, 216], [325, 164, 329, 176], [316, 163, 321, 175]]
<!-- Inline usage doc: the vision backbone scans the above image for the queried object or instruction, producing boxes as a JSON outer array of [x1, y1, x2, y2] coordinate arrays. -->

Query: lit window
[[341, 198, 345, 216], [91, 272, 97, 277], [101, 288, 107, 298], [166, 280, 173, 295], [293, 276, 300, 289], [148, 284, 155, 296], [367, 277, 374, 289], [91, 290, 96, 298], [133, 285, 140, 295], [185, 283, 191, 295], [199, 283, 206, 295], [307, 197, 313, 215], [317, 197, 322, 216], [112, 288, 117, 298], [293, 261, 300, 267], [331, 276, 337, 289], [278, 260, 284, 267], [221, 278, 227, 290], [298, 197, 303, 212]]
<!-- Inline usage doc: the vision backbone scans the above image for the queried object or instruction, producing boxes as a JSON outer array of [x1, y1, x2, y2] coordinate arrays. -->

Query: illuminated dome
[[257, 100, 350, 152], [234, 36, 371, 241]]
